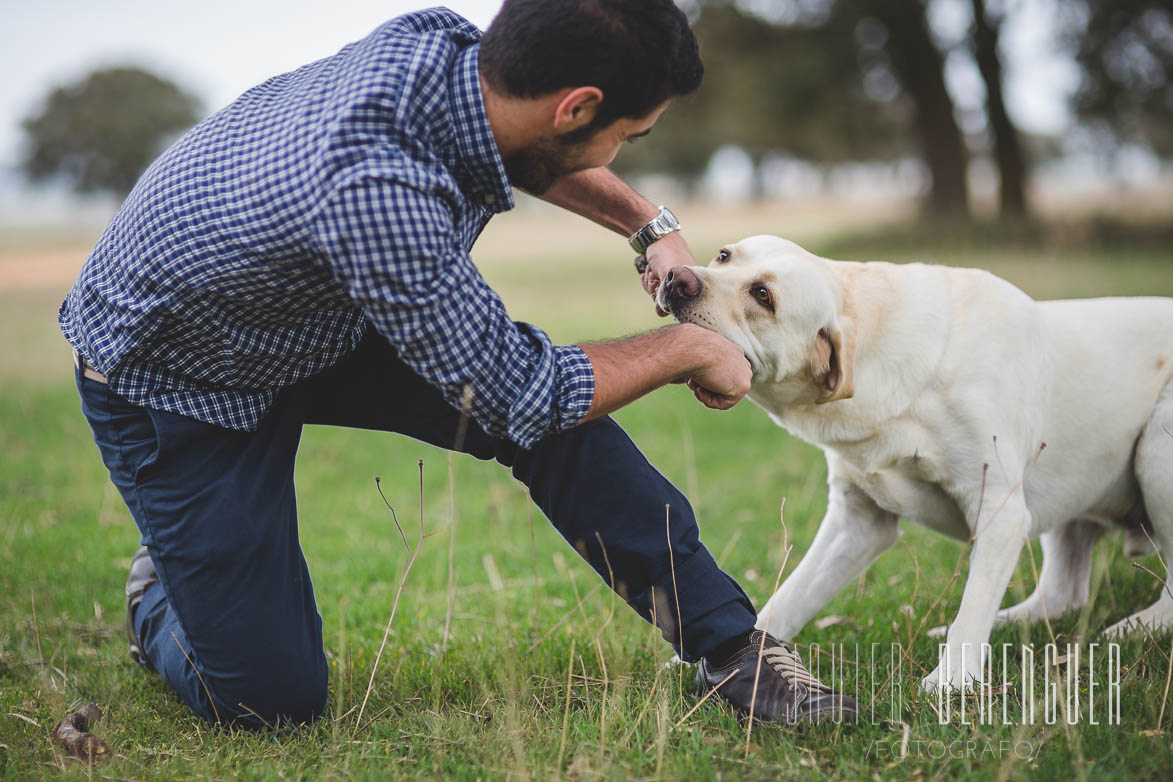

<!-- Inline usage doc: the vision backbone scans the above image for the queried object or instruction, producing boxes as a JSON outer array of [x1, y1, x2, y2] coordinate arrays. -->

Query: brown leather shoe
[[695, 630, 857, 723], [125, 546, 158, 671]]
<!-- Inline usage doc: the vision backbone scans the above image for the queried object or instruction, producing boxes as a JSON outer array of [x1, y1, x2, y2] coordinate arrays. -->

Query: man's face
[[504, 102, 668, 194]]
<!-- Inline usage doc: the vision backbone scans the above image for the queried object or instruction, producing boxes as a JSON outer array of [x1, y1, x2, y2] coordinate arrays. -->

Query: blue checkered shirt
[[60, 9, 595, 448]]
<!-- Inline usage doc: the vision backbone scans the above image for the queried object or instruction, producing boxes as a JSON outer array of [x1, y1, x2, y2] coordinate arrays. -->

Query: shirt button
[[484, 194, 495, 205]]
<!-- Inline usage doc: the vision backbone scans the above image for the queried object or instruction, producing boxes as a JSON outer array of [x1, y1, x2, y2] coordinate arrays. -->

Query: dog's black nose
[[662, 266, 701, 300]]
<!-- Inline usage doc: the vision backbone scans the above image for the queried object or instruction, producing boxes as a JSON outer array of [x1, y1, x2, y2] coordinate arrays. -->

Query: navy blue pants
[[77, 330, 756, 727]]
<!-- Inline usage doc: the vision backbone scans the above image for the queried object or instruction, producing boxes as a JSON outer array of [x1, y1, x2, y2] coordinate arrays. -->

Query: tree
[[1063, 0, 1173, 156], [617, 0, 973, 216], [860, 0, 971, 215], [21, 67, 202, 196], [613, 1, 914, 188], [970, 0, 1029, 217]]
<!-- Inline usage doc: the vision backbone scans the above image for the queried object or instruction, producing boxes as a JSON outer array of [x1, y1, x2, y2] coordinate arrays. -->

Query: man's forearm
[[577, 322, 753, 422], [578, 326, 699, 422], [540, 167, 659, 236], [544, 166, 697, 317]]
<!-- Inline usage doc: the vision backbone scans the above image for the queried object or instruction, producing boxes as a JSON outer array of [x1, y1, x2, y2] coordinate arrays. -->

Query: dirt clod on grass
[[53, 703, 109, 764]]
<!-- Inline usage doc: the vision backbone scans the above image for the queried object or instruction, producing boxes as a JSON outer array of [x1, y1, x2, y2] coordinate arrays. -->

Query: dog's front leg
[[758, 478, 899, 640], [921, 496, 1031, 693]]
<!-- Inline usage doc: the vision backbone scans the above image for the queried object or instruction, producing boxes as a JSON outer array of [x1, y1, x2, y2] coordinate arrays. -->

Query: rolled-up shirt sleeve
[[313, 175, 595, 448]]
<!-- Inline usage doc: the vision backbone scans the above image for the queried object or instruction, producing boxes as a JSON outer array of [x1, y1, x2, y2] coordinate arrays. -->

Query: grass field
[[2, 201, 1173, 780]]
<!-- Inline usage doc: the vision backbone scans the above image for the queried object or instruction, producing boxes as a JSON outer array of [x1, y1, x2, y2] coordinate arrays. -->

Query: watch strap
[[628, 206, 681, 255]]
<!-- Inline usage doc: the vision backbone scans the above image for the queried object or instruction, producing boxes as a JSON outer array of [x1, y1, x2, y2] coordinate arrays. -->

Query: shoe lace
[[761, 644, 833, 693]]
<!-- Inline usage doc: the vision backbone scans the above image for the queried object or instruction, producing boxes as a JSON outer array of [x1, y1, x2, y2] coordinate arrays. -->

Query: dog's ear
[[810, 323, 854, 403]]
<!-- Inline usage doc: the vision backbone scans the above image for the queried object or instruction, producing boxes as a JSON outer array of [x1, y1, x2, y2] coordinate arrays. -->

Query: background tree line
[[613, 0, 1172, 220], [19, 0, 1173, 223]]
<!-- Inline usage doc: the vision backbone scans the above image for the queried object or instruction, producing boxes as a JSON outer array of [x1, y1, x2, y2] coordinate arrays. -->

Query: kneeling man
[[61, 1, 855, 727]]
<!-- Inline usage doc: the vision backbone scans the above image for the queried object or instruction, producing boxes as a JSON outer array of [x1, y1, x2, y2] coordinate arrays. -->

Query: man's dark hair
[[479, 0, 703, 129]]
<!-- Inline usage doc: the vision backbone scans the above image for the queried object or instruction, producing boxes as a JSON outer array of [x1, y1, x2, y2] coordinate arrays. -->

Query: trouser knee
[[191, 651, 329, 729]]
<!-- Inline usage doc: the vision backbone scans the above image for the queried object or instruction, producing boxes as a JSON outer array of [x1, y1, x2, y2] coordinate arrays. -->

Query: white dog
[[657, 235, 1173, 692]]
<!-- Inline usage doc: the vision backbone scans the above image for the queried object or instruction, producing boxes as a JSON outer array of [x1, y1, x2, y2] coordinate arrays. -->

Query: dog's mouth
[[663, 296, 698, 327], [660, 289, 702, 328], [652, 279, 763, 377], [662, 302, 760, 377], [655, 283, 674, 316]]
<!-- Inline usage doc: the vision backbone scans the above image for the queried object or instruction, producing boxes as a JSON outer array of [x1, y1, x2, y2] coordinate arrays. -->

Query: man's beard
[[503, 131, 592, 195]]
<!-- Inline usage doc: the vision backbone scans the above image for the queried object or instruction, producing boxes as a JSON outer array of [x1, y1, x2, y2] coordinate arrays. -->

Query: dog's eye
[[750, 284, 773, 310], [715, 250, 730, 263]]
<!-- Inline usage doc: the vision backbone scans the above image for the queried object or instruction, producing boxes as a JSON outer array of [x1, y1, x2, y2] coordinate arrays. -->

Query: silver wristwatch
[[628, 206, 681, 254]]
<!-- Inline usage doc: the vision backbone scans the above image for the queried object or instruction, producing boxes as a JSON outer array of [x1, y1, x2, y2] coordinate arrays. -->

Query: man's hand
[[579, 323, 751, 422], [677, 324, 752, 410], [636, 231, 696, 317]]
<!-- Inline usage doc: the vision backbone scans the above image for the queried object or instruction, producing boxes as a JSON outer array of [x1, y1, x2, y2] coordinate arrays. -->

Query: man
[[62, 0, 856, 727]]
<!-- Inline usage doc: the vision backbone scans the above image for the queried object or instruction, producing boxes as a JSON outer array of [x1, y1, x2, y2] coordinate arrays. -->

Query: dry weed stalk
[[666, 504, 685, 704], [555, 638, 577, 780], [1131, 559, 1173, 731], [442, 452, 458, 649], [356, 461, 427, 727], [745, 497, 794, 758]]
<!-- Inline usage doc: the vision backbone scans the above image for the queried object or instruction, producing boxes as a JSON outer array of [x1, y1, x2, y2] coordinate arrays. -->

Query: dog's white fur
[[660, 235, 1173, 692]]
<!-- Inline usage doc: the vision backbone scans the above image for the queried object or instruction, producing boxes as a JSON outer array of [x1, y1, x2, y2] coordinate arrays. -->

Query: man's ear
[[810, 322, 855, 403], [552, 87, 603, 133]]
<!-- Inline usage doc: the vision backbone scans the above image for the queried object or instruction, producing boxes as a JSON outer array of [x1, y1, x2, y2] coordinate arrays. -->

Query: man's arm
[[539, 166, 657, 235], [578, 323, 752, 420], [315, 176, 597, 449], [316, 175, 749, 449], [540, 167, 696, 313], [541, 167, 751, 408]]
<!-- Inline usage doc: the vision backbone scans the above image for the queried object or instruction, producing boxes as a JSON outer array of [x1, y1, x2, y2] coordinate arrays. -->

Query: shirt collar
[[448, 44, 514, 214]]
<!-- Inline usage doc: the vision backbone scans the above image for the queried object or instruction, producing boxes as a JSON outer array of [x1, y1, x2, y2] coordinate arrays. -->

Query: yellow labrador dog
[[657, 235, 1173, 692]]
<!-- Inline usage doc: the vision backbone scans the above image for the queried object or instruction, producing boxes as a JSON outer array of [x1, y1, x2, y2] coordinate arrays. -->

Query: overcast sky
[[0, 0, 503, 169], [0, 0, 1075, 172]]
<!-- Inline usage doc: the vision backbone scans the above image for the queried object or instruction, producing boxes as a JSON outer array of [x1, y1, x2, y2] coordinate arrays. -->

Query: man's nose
[[661, 266, 701, 300]]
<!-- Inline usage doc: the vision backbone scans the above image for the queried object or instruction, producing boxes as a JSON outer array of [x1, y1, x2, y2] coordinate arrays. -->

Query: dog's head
[[657, 235, 855, 403]]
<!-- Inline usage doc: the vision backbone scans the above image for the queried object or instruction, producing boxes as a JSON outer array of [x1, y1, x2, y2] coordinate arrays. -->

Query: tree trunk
[[970, 0, 1029, 218], [871, 0, 970, 217]]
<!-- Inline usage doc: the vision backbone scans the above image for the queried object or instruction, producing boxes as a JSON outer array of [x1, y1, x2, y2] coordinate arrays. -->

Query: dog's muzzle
[[659, 265, 702, 314]]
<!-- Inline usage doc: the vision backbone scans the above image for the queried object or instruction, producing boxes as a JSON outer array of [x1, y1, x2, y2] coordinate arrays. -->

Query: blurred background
[[2, 5, 1172, 774], [3, 0, 1171, 229]]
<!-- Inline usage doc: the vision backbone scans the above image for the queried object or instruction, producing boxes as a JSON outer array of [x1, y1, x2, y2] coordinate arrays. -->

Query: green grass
[[3, 218, 1173, 780]]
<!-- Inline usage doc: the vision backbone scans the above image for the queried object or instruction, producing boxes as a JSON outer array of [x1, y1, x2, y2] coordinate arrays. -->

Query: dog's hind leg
[[757, 478, 899, 641], [994, 520, 1104, 627], [923, 446, 1041, 693], [930, 519, 1105, 638], [1104, 386, 1173, 637], [1121, 497, 1156, 558]]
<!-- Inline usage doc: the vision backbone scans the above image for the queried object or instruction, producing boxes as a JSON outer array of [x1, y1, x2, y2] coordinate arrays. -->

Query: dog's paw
[[920, 668, 971, 694], [919, 670, 944, 694], [1102, 615, 1156, 639], [1102, 602, 1173, 639], [920, 658, 983, 694], [1100, 620, 1132, 640], [926, 624, 948, 639]]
